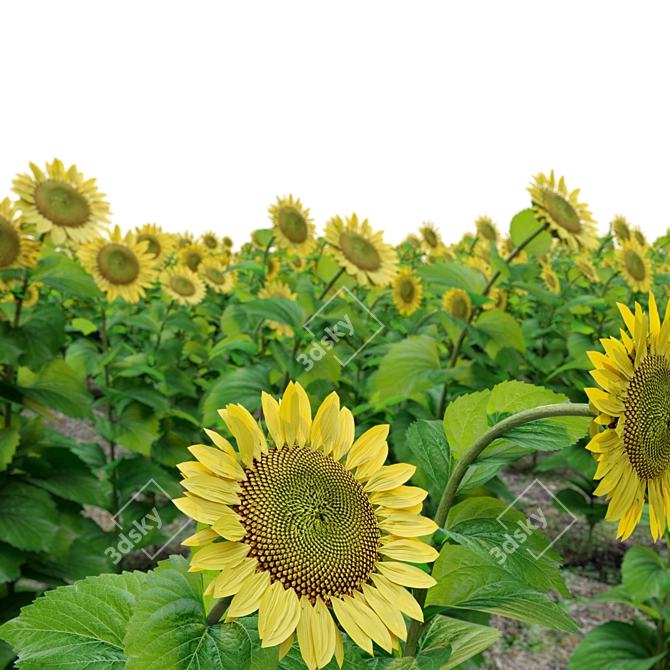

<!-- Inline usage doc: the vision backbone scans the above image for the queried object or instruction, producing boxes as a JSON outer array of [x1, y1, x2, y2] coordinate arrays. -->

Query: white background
[[1, 2, 668, 247]]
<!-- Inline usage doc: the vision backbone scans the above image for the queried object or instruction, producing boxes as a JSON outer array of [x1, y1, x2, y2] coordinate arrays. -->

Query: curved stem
[[318, 267, 346, 301], [207, 595, 233, 626], [403, 402, 592, 656], [411, 309, 439, 335], [262, 235, 275, 267]]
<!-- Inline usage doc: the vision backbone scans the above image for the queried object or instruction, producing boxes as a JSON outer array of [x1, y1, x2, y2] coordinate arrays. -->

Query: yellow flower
[[418, 221, 443, 254], [201, 231, 220, 252], [482, 287, 507, 311], [161, 266, 207, 306], [586, 293, 670, 541], [176, 232, 194, 249], [325, 214, 398, 287], [392, 268, 423, 316], [541, 266, 561, 294], [616, 242, 652, 293], [135, 224, 174, 265], [500, 237, 528, 264], [401, 233, 421, 248], [442, 288, 472, 320], [179, 243, 208, 272], [0, 198, 39, 272], [528, 170, 598, 250], [288, 255, 306, 272], [611, 216, 631, 244], [1, 282, 42, 309], [464, 255, 491, 279], [222, 236, 234, 249], [475, 216, 499, 243], [258, 280, 297, 337], [200, 261, 237, 294], [12, 159, 110, 245], [575, 256, 600, 284], [269, 195, 316, 257], [265, 256, 280, 281], [631, 226, 647, 248], [78, 225, 158, 303], [174, 382, 437, 668]]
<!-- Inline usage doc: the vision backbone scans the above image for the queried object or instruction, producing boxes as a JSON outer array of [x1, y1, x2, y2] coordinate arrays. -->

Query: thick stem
[[207, 596, 233, 625], [318, 267, 346, 301]]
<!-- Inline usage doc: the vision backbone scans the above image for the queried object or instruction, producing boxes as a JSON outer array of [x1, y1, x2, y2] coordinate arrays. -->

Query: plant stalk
[[207, 596, 233, 625], [318, 267, 346, 301]]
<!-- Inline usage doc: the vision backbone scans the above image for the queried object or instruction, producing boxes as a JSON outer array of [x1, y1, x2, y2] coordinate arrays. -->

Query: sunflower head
[[442, 288, 472, 320], [418, 221, 442, 253], [258, 280, 297, 336], [541, 265, 561, 294], [177, 232, 194, 249], [200, 260, 236, 294], [392, 268, 423, 316], [612, 216, 631, 244], [265, 255, 280, 281], [1, 282, 42, 309], [161, 265, 207, 306], [135, 224, 174, 264], [200, 231, 220, 251], [0, 198, 39, 271], [222, 236, 234, 249], [482, 287, 507, 311], [528, 171, 598, 250], [616, 242, 652, 293], [401, 233, 421, 248], [269, 195, 316, 257], [173, 382, 437, 667], [575, 256, 600, 284], [475, 216, 498, 243], [632, 226, 647, 248], [179, 243, 207, 272], [464, 255, 491, 279]]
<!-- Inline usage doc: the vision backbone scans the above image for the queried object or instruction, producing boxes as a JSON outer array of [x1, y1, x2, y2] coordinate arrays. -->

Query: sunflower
[[441, 246, 456, 262], [174, 382, 438, 667], [528, 171, 598, 250], [616, 242, 652, 293], [161, 266, 207, 306], [288, 255, 306, 272], [464, 255, 491, 279], [78, 225, 158, 303], [418, 221, 442, 254], [258, 281, 298, 337], [265, 256, 280, 281], [482, 287, 507, 311], [201, 231, 220, 252], [269, 195, 316, 257], [442, 288, 472, 320], [500, 237, 528, 264], [585, 294, 670, 541], [632, 226, 647, 249], [575, 256, 600, 284], [200, 261, 237, 294], [251, 230, 269, 250], [179, 243, 208, 272], [12, 159, 110, 245], [177, 232, 194, 249], [1, 282, 42, 309], [475, 216, 499, 243], [325, 214, 398, 287], [392, 268, 423, 316], [541, 266, 561, 294], [401, 233, 421, 248], [135, 224, 174, 264], [0, 198, 39, 272], [612, 216, 631, 244], [223, 236, 234, 249]]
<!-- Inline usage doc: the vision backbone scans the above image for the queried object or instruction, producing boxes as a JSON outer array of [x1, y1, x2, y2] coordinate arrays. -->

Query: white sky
[[1, 2, 669, 248]]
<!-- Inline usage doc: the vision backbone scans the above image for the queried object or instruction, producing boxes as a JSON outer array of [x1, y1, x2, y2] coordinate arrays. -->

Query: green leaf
[[32, 250, 101, 298], [110, 377, 170, 415], [245, 298, 306, 331], [487, 380, 566, 420], [112, 401, 160, 455], [443, 390, 491, 458], [0, 541, 24, 583], [70, 317, 98, 335], [567, 621, 664, 670], [621, 545, 670, 604], [210, 334, 258, 359], [228, 260, 269, 276], [475, 310, 526, 357], [0, 481, 60, 552], [509, 209, 552, 256], [17, 304, 66, 371], [427, 545, 579, 632], [405, 420, 451, 495], [0, 571, 146, 669], [416, 263, 486, 293], [203, 364, 270, 425], [65, 338, 100, 380], [0, 427, 20, 472]]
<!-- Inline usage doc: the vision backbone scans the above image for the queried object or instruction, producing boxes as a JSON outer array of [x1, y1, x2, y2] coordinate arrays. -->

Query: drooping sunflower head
[[174, 382, 437, 667], [575, 256, 600, 284], [418, 221, 442, 253], [611, 216, 631, 244], [324, 214, 399, 287], [616, 242, 652, 293], [199, 260, 237, 294], [258, 280, 297, 337], [482, 287, 507, 312], [265, 255, 280, 281], [392, 268, 423, 316], [269, 195, 316, 257], [161, 265, 207, 306], [475, 216, 498, 243], [178, 243, 208, 272], [12, 159, 111, 245], [586, 293, 670, 541], [0, 198, 39, 271], [442, 288, 472, 320], [541, 265, 561, 295], [631, 226, 647, 249], [78, 225, 158, 303], [528, 171, 598, 250], [135, 224, 174, 264]]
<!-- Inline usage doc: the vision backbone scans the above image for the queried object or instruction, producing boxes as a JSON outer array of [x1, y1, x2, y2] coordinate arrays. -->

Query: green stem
[[411, 309, 439, 335], [262, 235, 275, 267], [366, 290, 392, 321], [207, 596, 233, 625], [318, 267, 346, 301], [3, 278, 27, 428], [403, 401, 593, 657], [154, 300, 175, 353], [596, 231, 613, 255]]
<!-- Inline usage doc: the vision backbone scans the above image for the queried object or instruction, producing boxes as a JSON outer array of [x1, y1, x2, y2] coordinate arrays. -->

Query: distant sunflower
[[1, 282, 42, 309], [269, 195, 316, 257], [441, 246, 456, 262], [325, 214, 398, 287], [632, 226, 647, 248], [161, 266, 207, 306], [200, 261, 237, 294], [265, 256, 280, 281], [528, 171, 598, 250], [177, 232, 194, 249], [586, 294, 670, 541], [475, 216, 499, 243], [201, 231, 220, 252], [0, 198, 39, 272], [464, 255, 491, 279], [616, 243, 652, 293], [482, 287, 507, 311], [179, 243, 208, 272], [258, 281, 297, 337], [222, 236, 233, 249], [12, 159, 110, 245], [611, 216, 631, 244], [442, 288, 472, 320], [500, 237, 528, 264], [541, 266, 561, 294], [402, 233, 421, 248], [251, 230, 269, 250], [135, 224, 174, 264], [418, 221, 442, 254], [460, 232, 476, 249], [575, 256, 600, 284], [78, 225, 158, 303], [392, 268, 423, 316], [174, 382, 437, 668], [288, 255, 306, 272]]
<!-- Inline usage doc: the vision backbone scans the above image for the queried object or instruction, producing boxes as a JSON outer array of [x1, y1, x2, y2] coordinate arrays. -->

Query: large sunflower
[[135, 224, 174, 264], [475, 216, 499, 243], [392, 268, 423, 316], [325, 214, 398, 287], [200, 260, 237, 294], [269, 195, 316, 257], [442, 288, 472, 320], [611, 216, 631, 244], [417, 221, 442, 255], [179, 243, 208, 272], [174, 383, 437, 668], [0, 198, 39, 272], [616, 242, 652, 293], [12, 159, 110, 245], [258, 281, 298, 337], [528, 171, 598, 250], [78, 225, 158, 303], [586, 294, 670, 541], [161, 266, 207, 306]]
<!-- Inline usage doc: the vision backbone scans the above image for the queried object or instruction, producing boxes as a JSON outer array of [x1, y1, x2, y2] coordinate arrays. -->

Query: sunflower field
[[1, 159, 670, 669]]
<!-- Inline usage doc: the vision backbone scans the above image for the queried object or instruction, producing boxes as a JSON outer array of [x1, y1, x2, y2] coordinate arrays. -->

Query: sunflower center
[[205, 266, 225, 284], [203, 235, 218, 249], [34, 181, 90, 228], [137, 233, 161, 258], [399, 278, 415, 302], [236, 446, 380, 604], [278, 207, 308, 243], [422, 228, 438, 248], [452, 297, 469, 319], [544, 191, 581, 234], [97, 244, 140, 285], [623, 355, 670, 480], [479, 222, 497, 241], [624, 248, 646, 281], [0, 218, 21, 268], [184, 251, 203, 271], [614, 221, 630, 242], [170, 275, 196, 296], [339, 232, 381, 272]]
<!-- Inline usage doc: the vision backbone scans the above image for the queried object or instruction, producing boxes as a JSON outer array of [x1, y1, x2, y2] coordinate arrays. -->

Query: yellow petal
[[311, 392, 341, 455], [333, 407, 355, 461], [375, 561, 437, 588], [379, 538, 439, 563], [330, 596, 373, 656], [258, 581, 283, 639], [279, 632, 294, 661], [211, 508, 247, 541], [173, 496, 221, 525], [584, 388, 625, 417], [226, 570, 271, 620], [364, 463, 416, 492], [180, 475, 241, 505], [226, 404, 267, 465], [296, 596, 318, 670], [346, 425, 390, 470], [371, 574, 423, 622], [361, 584, 407, 640], [213, 558, 258, 597], [262, 587, 300, 648], [177, 460, 213, 477], [341, 594, 393, 653], [617, 302, 636, 335], [313, 597, 337, 668], [371, 486, 428, 509], [262, 392, 283, 447], [378, 513, 438, 537], [188, 444, 245, 480], [190, 541, 250, 570], [182, 527, 219, 547]]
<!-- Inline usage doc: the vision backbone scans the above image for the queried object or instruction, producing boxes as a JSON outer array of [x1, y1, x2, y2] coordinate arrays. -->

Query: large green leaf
[[621, 545, 670, 604], [475, 310, 526, 357], [427, 545, 579, 632], [113, 401, 160, 455], [0, 541, 24, 583], [405, 420, 451, 496], [31, 250, 101, 299], [203, 364, 270, 425], [17, 304, 66, 371], [443, 390, 491, 458], [0, 427, 20, 472], [0, 571, 146, 669], [509, 209, 552, 256], [244, 298, 306, 330], [416, 263, 487, 293]]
